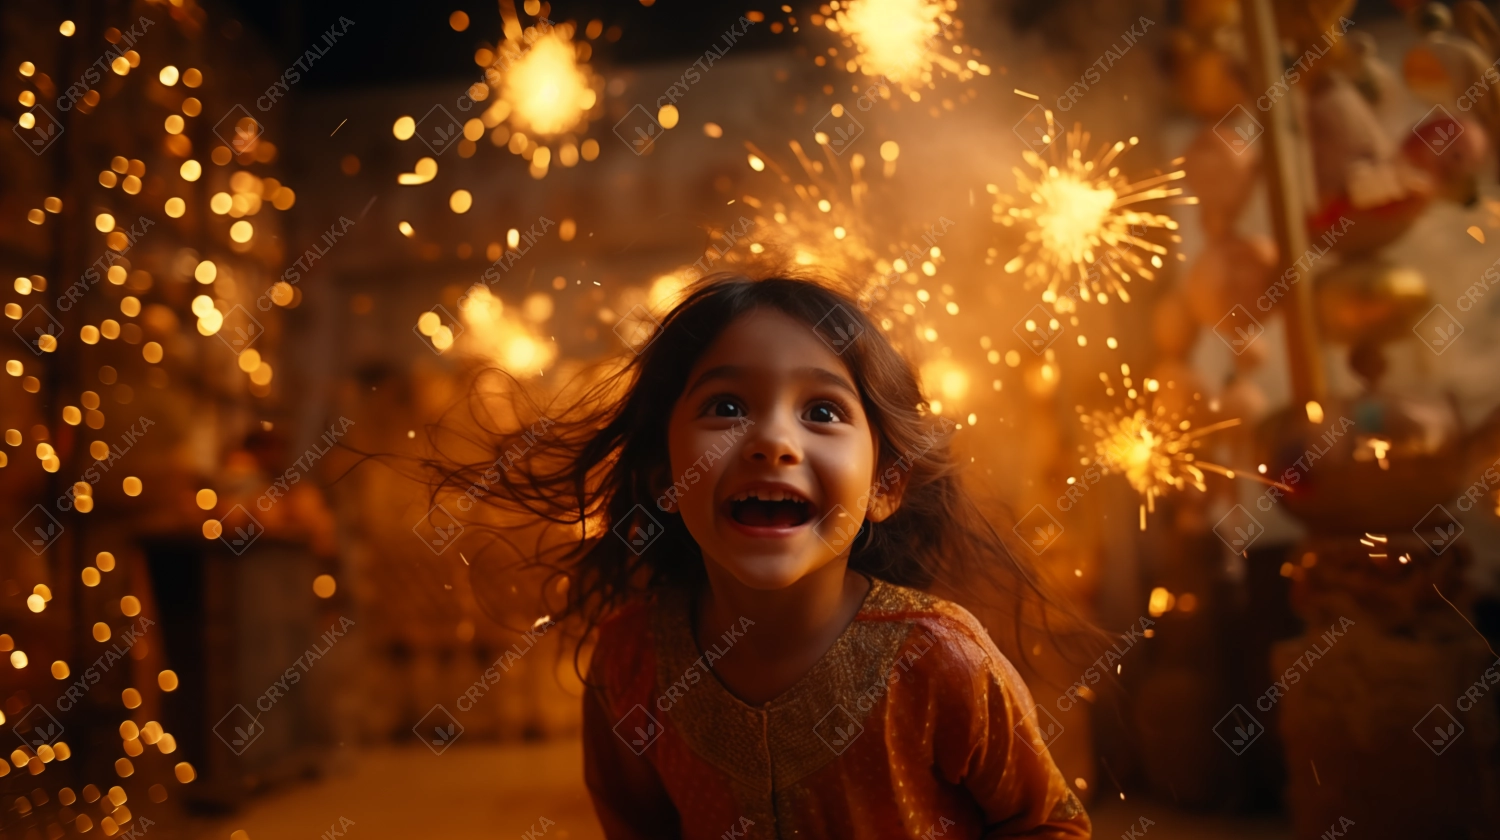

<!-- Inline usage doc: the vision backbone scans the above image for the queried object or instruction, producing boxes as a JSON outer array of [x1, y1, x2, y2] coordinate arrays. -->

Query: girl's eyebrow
[[684, 364, 859, 397]]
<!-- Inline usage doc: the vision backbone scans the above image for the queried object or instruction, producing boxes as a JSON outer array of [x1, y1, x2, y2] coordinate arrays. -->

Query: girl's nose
[[742, 414, 802, 465]]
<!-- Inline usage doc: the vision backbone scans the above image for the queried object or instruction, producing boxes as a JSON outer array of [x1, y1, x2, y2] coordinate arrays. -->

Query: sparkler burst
[[991, 111, 1189, 312], [1078, 370, 1287, 529], [475, 1, 601, 178], [732, 137, 956, 353], [456, 286, 557, 376], [503, 30, 594, 136], [820, 0, 989, 93]]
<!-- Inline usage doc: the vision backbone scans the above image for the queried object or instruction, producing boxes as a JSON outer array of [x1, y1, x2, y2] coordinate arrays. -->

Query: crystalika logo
[[1213, 704, 1264, 755], [414, 704, 464, 755]]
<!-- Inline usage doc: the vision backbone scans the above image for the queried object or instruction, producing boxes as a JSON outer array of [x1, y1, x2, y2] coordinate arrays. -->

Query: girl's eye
[[806, 402, 844, 424], [710, 398, 746, 418]]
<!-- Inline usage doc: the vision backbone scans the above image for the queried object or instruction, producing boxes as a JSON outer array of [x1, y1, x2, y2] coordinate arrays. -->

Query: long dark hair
[[423, 271, 1097, 677]]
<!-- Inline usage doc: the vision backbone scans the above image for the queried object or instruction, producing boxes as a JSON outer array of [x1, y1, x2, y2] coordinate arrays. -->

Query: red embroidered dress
[[583, 575, 1091, 839]]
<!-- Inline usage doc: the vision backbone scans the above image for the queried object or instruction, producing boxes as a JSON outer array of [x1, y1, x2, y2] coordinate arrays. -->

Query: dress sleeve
[[581, 634, 682, 839], [925, 617, 1092, 838]]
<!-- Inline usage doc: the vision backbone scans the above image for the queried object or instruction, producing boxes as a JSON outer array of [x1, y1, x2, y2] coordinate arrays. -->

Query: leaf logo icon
[[829, 322, 859, 348], [28, 723, 58, 746], [432, 724, 457, 745], [1432, 524, 1456, 546], [829, 523, 857, 547], [1031, 524, 1057, 547], [1232, 722, 1258, 745], [631, 522, 658, 548], [631, 722, 656, 747], [31, 523, 57, 546], [632, 123, 658, 150], [232, 723, 260, 746]]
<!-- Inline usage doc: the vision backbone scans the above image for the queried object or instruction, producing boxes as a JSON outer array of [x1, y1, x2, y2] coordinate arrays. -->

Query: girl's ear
[[865, 462, 906, 523]]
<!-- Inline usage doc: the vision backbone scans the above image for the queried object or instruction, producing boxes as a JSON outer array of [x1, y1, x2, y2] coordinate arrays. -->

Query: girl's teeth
[[730, 490, 806, 503]]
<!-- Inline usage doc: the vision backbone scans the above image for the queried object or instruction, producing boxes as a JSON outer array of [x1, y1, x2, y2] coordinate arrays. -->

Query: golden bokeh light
[[658, 103, 679, 129], [313, 574, 337, 598]]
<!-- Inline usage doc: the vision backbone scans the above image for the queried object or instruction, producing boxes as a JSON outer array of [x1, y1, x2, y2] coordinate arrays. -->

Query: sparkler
[[455, 286, 557, 376], [735, 137, 952, 350], [474, 0, 601, 178], [991, 110, 1189, 313], [1078, 370, 1288, 529], [1359, 533, 1411, 564], [820, 0, 990, 93]]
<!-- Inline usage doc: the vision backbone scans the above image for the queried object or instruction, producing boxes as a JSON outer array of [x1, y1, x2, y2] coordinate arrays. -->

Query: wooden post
[[1239, 0, 1328, 405]]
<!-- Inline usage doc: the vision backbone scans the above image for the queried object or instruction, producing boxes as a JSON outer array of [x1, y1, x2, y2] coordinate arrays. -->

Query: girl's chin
[[710, 548, 827, 592]]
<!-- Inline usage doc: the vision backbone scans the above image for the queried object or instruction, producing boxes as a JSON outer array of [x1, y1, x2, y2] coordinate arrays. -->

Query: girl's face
[[663, 307, 900, 591]]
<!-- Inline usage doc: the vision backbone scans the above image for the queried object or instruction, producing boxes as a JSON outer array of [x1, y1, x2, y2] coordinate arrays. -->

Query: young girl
[[435, 272, 1091, 838]]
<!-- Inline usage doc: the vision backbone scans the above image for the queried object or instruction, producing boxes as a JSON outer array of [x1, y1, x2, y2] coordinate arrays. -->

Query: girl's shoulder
[[858, 576, 1022, 684]]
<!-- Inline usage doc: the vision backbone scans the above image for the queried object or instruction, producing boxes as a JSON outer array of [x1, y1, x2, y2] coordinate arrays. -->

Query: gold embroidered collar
[[650, 575, 938, 791]]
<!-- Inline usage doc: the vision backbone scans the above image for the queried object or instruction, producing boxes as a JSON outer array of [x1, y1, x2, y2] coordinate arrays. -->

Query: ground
[[186, 740, 1291, 839]]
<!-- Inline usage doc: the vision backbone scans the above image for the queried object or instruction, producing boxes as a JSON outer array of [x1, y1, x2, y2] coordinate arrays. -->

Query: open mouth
[[726, 490, 813, 528]]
